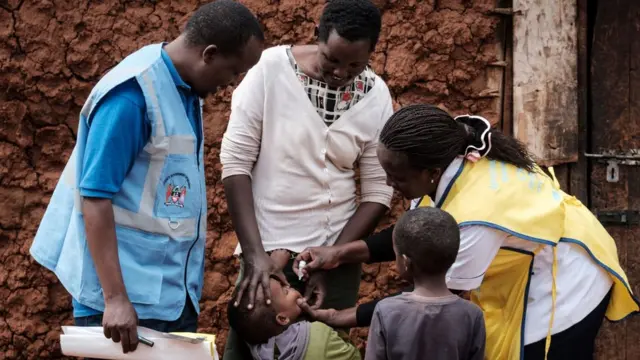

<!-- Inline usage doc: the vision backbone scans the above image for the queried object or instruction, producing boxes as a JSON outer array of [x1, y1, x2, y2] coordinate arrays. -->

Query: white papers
[[60, 326, 219, 360]]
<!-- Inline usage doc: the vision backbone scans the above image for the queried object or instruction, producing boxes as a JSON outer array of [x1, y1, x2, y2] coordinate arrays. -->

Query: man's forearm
[[222, 175, 265, 258], [334, 202, 388, 246], [82, 198, 128, 300]]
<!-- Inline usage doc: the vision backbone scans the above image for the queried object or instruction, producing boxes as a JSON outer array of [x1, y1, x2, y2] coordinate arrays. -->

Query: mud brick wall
[[0, 0, 501, 358]]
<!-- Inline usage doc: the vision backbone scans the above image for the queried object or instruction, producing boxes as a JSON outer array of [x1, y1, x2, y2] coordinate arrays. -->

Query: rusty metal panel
[[590, 0, 640, 358], [512, 0, 579, 166]]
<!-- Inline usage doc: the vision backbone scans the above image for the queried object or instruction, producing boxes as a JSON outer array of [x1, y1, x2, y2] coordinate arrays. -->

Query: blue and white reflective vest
[[29, 43, 207, 321]]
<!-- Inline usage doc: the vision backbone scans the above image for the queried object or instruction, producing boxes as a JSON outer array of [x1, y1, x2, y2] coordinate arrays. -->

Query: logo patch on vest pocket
[[163, 173, 191, 208]]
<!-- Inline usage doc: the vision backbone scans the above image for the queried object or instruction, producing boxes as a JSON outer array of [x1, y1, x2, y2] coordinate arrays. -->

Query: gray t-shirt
[[365, 293, 485, 360]]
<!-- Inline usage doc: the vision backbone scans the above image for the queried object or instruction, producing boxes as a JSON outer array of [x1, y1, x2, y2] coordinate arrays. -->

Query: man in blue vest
[[29, 0, 264, 355]]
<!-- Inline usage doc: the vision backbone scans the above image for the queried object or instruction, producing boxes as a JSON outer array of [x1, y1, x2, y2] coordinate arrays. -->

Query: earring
[[431, 179, 435, 184]]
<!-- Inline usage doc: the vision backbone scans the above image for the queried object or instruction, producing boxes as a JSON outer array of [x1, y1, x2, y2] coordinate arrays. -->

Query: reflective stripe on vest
[[30, 43, 207, 321], [73, 65, 200, 239]]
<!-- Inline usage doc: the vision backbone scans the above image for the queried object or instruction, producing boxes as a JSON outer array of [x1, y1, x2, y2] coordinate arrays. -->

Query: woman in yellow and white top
[[294, 104, 639, 359]]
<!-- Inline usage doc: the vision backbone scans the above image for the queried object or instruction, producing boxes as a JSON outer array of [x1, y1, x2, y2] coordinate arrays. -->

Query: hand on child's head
[[252, 284, 265, 304]]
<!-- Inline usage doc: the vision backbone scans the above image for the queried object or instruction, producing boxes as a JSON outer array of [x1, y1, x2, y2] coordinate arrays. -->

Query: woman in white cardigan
[[220, 1, 395, 359]]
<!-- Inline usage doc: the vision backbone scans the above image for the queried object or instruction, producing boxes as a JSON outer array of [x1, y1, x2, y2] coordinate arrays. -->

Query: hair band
[[454, 114, 493, 163]]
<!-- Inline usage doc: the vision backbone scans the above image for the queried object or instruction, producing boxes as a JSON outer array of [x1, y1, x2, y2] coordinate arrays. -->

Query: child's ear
[[276, 313, 291, 326], [402, 255, 411, 273]]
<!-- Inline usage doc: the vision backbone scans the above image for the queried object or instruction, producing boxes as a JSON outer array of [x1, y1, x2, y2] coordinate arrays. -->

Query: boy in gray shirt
[[365, 207, 486, 360]]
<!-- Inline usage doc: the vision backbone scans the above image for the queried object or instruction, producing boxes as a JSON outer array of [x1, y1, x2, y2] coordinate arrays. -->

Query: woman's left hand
[[303, 272, 327, 309]]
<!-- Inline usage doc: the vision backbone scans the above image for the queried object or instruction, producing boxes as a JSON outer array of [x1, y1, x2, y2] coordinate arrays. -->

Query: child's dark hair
[[318, 0, 382, 51], [379, 104, 536, 172], [227, 289, 284, 345], [393, 207, 460, 275]]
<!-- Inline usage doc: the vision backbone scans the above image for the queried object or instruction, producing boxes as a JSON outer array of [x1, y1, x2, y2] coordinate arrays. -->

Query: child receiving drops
[[227, 249, 361, 360]]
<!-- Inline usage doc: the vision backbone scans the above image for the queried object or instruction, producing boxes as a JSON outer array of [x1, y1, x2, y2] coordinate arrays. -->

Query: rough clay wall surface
[[0, 0, 500, 358]]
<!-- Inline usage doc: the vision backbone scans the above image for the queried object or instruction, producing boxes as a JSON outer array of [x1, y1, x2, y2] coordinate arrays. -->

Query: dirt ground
[[0, 0, 501, 358]]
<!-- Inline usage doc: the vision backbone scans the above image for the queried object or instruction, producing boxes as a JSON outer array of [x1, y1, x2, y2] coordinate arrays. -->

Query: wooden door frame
[[497, 0, 587, 196], [571, 0, 591, 205]]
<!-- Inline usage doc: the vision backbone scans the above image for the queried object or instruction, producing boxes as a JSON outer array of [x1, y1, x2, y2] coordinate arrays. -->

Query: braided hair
[[380, 104, 536, 172]]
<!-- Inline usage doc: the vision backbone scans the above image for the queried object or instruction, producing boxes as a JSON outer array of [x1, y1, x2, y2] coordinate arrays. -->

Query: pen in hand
[[138, 335, 154, 347]]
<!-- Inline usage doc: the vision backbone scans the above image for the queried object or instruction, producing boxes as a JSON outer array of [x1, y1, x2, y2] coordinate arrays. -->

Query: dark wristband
[[356, 299, 380, 327], [364, 225, 396, 264]]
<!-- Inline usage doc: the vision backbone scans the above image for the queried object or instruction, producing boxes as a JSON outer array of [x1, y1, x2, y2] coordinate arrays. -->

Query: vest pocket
[[116, 225, 168, 305], [154, 154, 201, 220]]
